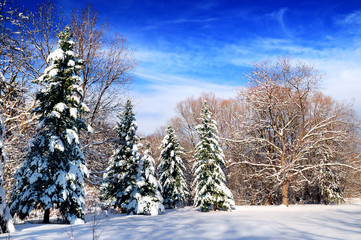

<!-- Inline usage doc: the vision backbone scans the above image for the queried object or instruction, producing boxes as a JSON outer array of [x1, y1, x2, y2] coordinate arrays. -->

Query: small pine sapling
[[126, 143, 164, 215]]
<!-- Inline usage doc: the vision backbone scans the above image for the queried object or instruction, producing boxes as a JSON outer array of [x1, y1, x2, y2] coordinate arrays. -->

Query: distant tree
[[193, 101, 234, 211], [126, 143, 164, 215], [71, 5, 135, 125], [10, 27, 91, 224], [100, 100, 140, 211], [70, 7, 136, 206], [231, 57, 359, 206], [0, 101, 15, 233], [158, 124, 189, 208], [142, 126, 165, 165]]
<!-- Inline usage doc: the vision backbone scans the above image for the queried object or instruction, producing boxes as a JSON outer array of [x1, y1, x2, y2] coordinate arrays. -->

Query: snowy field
[[2, 204, 361, 240]]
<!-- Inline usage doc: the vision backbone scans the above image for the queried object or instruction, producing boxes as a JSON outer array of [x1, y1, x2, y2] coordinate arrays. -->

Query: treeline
[[148, 58, 361, 206], [2, 24, 233, 224], [0, 0, 235, 226], [0, 0, 135, 228], [0, 0, 134, 199]]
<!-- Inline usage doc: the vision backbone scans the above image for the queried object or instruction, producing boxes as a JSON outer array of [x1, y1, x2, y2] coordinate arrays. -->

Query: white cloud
[[131, 36, 361, 135], [220, 38, 361, 116], [130, 74, 237, 135], [307, 59, 361, 115], [226, 39, 361, 117]]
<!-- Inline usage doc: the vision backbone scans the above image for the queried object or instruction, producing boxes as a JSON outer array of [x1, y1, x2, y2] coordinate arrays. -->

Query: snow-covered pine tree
[[158, 124, 189, 208], [0, 100, 15, 233], [126, 143, 164, 215], [320, 165, 344, 205], [100, 100, 140, 211], [10, 27, 91, 224], [193, 101, 234, 212]]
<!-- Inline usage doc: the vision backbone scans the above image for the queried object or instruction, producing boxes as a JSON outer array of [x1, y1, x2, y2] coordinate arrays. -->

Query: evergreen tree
[[158, 124, 189, 208], [10, 27, 91, 224], [126, 143, 165, 215], [193, 101, 234, 212], [0, 100, 15, 233], [320, 165, 344, 205], [100, 100, 140, 211]]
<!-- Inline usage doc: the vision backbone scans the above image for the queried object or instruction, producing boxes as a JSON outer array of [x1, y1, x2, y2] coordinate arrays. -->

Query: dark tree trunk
[[43, 209, 50, 223]]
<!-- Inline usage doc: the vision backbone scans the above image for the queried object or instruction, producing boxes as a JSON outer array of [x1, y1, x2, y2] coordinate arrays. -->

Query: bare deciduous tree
[[71, 5, 135, 125], [229, 57, 360, 206], [171, 92, 237, 160], [0, 0, 38, 195]]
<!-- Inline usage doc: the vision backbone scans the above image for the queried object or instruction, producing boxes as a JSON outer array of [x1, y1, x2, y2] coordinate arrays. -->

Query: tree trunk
[[282, 180, 289, 207], [43, 209, 50, 223]]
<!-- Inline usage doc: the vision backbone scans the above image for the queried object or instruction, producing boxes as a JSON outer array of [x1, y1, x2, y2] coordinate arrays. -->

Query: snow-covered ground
[[2, 204, 361, 240]]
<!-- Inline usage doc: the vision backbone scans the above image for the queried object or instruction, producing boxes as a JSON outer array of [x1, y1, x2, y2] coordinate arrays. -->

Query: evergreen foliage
[[126, 143, 164, 215], [0, 101, 15, 233], [10, 27, 91, 224], [100, 100, 140, 211], [193, 101, 234, 211], [320, 166, 344, 204], [158, 124, 189, 208]]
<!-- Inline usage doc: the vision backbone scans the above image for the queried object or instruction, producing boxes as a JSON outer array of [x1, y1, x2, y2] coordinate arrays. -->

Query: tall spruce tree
[[193, 101, 234, 212], [10, 27, 91, 224], [0, 100, 15, 233], [100, 100, 140, 211], [158, 124, 189, 208], [126, 143, 164, 215]]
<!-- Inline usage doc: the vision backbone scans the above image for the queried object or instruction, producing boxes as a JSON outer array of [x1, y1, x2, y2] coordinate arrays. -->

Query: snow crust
[[49, 136, 64, 152], [67, 60, 75, 66], [70, 108, 77, 119], [54, 103, 66, 112], [48, 69, 58, 77], [81, 102, 90, 112], [6, 204, 361, 240], [66, 50, 75, 56], [50, 111, 61, 118], [69, 217, 84, 225], [87, 125, 94, 133], [66, 129, 79, 144], [47, 49, 64, 62]]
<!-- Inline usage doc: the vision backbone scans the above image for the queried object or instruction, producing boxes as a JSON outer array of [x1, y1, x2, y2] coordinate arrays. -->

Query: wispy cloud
[[267, 8, 290, 36], [223, 38, 361, 116], [337, 10, 361, 25], [134, 36, 361, 135], [126, 5, 361, 135], [142, 17, 221, 31], [130, 73, 237, 135]]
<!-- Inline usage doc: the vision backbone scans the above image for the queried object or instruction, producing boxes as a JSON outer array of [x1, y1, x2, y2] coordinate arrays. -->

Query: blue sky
[[23, 0, 361, 134]]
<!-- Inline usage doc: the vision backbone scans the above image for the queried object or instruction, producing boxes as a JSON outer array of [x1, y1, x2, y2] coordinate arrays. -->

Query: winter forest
[[1, 0, 361, 239]]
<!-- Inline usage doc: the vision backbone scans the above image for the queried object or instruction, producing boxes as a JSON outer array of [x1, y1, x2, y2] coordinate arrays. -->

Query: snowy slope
[[2, 204, 361, 240]]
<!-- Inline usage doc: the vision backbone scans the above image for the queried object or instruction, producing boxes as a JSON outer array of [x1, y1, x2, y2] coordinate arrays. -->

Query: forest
[[1, 0, 361, 233]]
